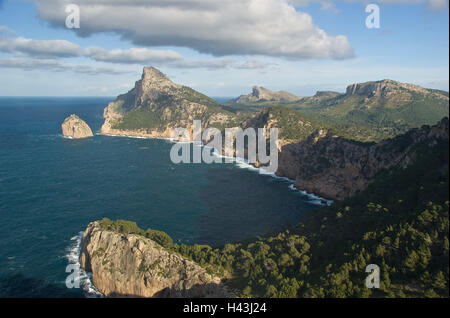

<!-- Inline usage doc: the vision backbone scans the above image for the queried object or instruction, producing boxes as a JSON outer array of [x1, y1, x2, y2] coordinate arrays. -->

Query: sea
[[0, 97, 327, 297]]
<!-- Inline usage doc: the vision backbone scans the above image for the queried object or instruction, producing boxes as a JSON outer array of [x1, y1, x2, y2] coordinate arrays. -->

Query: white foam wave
[[289, 184, 333, 206], [99, 133, 173, 142], [65, 232, 103, 297]]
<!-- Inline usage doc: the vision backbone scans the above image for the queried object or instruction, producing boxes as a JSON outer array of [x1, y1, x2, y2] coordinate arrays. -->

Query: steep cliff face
[[276, 118, 449, 200], [61, 114, 93, 139], [100, 66, 234, 139], [80, 221, 231, 298], [345, 79, 443, 100]]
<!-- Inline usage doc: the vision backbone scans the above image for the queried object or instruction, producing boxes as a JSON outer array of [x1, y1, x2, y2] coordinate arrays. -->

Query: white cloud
[[83, 47, 183, 64], [0, 36, 81, 58], [31, 0, 354, 60], [0, 32, 273, 70], [291, 0, 448, 11], [0, 57, 131, 74]]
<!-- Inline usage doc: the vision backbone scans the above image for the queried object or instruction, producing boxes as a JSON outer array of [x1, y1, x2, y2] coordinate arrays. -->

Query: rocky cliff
[[80, 221, 231, 298], [61, 114, 93, 139], [276, 117, 449, 200], [235, 86, 300, 103], [100, 66, 235, 139]]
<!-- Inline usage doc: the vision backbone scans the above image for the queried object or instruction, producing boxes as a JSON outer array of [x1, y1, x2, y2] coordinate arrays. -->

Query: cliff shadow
[[108, 282, 233, 298]]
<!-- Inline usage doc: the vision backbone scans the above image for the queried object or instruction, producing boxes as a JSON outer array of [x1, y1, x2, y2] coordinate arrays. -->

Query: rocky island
[[61, 114, 93, 139]]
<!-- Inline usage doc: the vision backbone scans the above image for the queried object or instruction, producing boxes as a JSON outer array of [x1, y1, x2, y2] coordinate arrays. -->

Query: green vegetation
[[256, 106, 349, 142], [98, 134, 448, 298], [228, 83, 449, 142], [112, 107, 165, 131], [98, 218, 173, 249], [295, 87, 449, 141]]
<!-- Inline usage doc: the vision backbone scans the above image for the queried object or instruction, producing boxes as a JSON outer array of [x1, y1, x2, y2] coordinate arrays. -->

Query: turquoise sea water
[[0, 97, 321, 297]]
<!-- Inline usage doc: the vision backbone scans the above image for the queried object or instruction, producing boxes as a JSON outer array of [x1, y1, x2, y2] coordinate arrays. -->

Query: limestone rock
[[235, 86, 300, 103], [100, 66, 234, 138], [276, 117, 449, 200], [80, 221, 232, 298], [62, 114, 93, 139]]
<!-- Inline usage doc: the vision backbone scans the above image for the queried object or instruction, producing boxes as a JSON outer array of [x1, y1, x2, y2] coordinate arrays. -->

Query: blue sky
[[0, 0, 448, 97]]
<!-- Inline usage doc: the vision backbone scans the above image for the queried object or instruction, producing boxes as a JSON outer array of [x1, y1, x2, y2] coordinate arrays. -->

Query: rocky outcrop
[[313, 91, 340, 98], [100, 66, 234, 139], [346, 79, 437, 98], [235, 86, 300, 103], [80, 221, 231, 298], [343, 79, 449, 109], [276, 118, 449, 200], [61, 114, 93, 139]]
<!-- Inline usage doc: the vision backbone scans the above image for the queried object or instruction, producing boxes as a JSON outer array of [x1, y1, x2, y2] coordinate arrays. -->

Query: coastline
[[97, 130, 333, 206]]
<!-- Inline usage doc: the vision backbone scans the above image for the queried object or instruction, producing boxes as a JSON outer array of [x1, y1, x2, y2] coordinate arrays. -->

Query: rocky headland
[[277, 117, 449, 200], [100, 66, 234, 139], [80, 221, 231, 298]]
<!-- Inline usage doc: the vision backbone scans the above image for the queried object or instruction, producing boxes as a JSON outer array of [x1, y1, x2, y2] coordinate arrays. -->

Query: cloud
[[31, 0, 354, 60], [427, 0, 448, 10], [83, 47, 183, 64], [291, 0, 448, 11], [0, 32, 273, 70], [0, 57, 131, 74], [0, 36, 81, 58], [0, 26, 16, 35]]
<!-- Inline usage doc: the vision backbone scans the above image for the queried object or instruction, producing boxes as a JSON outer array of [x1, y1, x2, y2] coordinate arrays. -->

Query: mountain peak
[[236, 86, 300, 103], [345, 79, 436, 97], [251, 86, 270, 98], [142, 66, 171, 82], [138, 66, 180, 92]]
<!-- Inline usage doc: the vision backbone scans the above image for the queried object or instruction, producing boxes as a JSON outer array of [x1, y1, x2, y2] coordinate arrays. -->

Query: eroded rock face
[[80, 222, 231, 298], [61, 114, 93, 139], [276, 118, 449, 200], [100, 66, 234, 138]]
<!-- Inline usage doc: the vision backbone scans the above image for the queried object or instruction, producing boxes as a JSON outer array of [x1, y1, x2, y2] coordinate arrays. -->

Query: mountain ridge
[[234, 86, 301, 103]]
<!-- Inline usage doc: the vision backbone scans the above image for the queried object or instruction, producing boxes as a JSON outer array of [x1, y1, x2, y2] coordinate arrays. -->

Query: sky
[[0, 0, 448, 97]]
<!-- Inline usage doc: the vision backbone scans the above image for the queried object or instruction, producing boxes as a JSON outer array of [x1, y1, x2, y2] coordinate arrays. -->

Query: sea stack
[[61, 114, 93, 139]]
